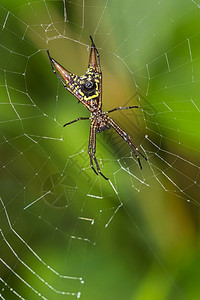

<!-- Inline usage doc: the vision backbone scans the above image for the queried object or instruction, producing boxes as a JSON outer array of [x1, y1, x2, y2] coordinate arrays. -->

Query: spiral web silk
[[0, 0, 200, 299]]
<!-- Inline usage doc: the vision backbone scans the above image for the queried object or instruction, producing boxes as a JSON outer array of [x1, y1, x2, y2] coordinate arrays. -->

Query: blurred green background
[[0, 0, 200, 299]]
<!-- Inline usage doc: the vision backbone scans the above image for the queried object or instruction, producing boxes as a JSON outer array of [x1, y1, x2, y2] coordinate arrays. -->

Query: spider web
[[0, 0, 200, 299]]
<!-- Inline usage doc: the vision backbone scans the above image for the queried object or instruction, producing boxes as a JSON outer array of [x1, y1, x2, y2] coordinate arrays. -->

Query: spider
[[47, 36, 147, 180]]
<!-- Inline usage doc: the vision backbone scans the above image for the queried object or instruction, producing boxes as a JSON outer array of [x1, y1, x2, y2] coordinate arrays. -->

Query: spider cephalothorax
[[47, 36, 147, 180]]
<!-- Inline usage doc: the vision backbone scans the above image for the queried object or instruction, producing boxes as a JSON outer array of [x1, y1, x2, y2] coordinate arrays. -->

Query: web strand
[[0, 1, 200, 299]]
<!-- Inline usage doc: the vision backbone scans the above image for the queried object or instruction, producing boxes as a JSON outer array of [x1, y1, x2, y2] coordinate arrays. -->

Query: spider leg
[[108, 117, 147, 169], [88, 121, 108, 180], [88, 122, 98, 176], [107, 106, 138, 114], [63, 117, 89, 127]]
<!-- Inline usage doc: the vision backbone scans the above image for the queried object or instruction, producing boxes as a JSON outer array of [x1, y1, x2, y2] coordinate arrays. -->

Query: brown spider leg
[[88, 121, 109, 180], [92, 124, 109, 180], [63, 117, 89, 127], [108, 117, 147, 169], [88, 122, 98, 176], [106, 106, 139, 114]]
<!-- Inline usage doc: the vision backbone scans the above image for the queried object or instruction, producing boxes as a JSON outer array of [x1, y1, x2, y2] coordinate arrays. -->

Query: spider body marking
[[47, 36, 147, 180]]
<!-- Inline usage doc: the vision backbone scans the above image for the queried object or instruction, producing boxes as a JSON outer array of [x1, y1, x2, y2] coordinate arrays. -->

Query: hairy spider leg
[[107, 105, 139, 114], [88, 120, 108, 180], [63, 117, 90, 127], [108, 117, 147, 169]]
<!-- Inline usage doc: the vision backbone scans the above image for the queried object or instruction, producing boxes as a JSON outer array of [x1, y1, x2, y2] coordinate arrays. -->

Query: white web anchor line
[[0, 197, 83, 299]]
